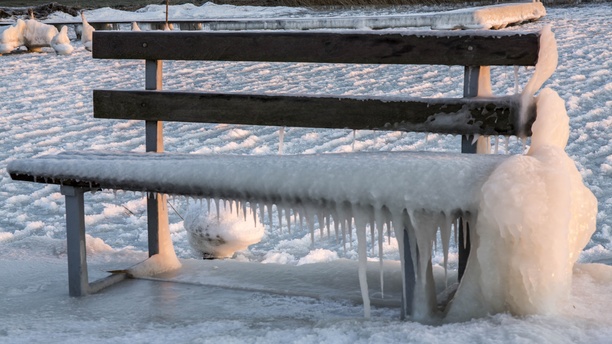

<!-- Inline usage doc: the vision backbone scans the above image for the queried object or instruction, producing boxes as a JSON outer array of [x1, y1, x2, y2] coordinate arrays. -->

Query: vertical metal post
[[401, 228, 416, 319], [458, 66, 480, 280], [145, 59, 165, 257], [61, 185, 89, 297], [461, 66, 480, 154]]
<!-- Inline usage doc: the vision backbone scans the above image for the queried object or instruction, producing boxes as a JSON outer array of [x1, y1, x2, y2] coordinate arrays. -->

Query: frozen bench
[[8, 30, 543, 319]]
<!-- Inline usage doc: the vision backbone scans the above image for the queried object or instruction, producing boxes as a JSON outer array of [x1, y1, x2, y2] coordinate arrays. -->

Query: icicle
[[440, 212, 452, 289], [305, 206, 316, 245], [278, 127, 285, 155], [267, 203, 274, 233], [214, 197, 220, 222], [252, 202, 258, 228], [333, 211, 340, 242], [336, 204, 348, 254], [374, 206, 386, 298], [298, 208, 304, 233], [504, 136, 510, 154], [521, 137, 527, 153], [353, 204, 371, 318], [242, 201, 248, 222], [277, 205, 284, 232], [408, 209, 439, 319], [351, 130, 356, 152], [317, 210, 325, 238], [284, 205, 292, 233], [368, 208, 376, 256], [259, 202, 266, 228]]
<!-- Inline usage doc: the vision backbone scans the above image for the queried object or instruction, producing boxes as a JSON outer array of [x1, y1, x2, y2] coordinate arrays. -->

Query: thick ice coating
[[447, 88, 597, 320]]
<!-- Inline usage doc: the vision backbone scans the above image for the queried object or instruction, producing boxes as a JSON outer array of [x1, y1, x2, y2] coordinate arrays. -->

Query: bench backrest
[[91, 30, 541, 152]]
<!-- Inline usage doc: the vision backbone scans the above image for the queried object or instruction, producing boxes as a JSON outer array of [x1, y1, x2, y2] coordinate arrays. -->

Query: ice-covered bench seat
[[8, 150, 509, 207], [8, 28, 550, 320]]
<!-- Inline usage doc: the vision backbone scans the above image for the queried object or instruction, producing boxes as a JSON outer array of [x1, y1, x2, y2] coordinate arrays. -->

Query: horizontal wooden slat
[[93, 90, 535, 136], [92, 31, 540, 66]]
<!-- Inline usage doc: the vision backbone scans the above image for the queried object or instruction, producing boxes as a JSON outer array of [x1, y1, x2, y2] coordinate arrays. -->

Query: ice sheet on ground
[[152, 258, 404, 307]]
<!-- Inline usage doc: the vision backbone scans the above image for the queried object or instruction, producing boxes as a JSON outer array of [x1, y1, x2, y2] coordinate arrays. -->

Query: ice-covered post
[[145, 59, 165, 257], [458, 66, 481, 279]]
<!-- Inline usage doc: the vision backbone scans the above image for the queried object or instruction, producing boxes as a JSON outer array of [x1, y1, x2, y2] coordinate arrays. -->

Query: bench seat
[[8, 150, 510, 213]]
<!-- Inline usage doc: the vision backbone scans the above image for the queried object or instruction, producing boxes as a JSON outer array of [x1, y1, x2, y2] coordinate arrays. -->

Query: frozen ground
[[0, 2, 611, 343]]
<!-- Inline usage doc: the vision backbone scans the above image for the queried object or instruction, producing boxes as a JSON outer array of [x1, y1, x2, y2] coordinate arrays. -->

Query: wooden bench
[[8, 29, 544, 319]]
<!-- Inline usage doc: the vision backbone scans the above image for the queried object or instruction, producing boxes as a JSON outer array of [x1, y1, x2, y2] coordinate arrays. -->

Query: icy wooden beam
[[8, 151, 510, 212], [93, 90, 534, 136], [92, 31, 540, 66]]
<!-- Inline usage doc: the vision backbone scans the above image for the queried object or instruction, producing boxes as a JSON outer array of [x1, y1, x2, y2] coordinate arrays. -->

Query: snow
[[0, 19, 73, 55], [0, 2, 612, 342]]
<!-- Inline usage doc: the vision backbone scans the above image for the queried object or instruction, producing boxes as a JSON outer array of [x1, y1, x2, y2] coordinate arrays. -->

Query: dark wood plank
[[94, 90, 534, 136], [92, 31, 540, 66]]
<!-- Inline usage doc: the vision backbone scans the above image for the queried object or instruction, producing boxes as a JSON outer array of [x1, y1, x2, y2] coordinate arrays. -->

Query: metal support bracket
[[61, 185, 126, 296]]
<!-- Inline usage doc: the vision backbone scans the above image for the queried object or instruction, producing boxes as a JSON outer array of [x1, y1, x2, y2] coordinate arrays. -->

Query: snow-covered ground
[[0, 2, 611, 343]]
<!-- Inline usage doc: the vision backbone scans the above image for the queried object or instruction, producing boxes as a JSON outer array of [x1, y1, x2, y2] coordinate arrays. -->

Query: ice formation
[[431, 2, 546, 30], [50, 26, 74, 55], [81, 12, 94, 52], [126, 194, 182, 278], [0, 19, 74, 55], [183, 201, 264, 259], [446, 88, 597, 321]]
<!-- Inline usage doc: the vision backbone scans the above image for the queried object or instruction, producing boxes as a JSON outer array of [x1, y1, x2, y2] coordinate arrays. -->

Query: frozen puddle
[[148, 259, 405, 308]]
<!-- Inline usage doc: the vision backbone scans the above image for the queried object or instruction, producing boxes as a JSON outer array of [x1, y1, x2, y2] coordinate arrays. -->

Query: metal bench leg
[[61, 185, 89, 297], [401, 227, 416, 320]]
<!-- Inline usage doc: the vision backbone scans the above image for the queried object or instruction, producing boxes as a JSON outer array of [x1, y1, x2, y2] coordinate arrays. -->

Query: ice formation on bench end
[[446, 26, 597, 321]]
